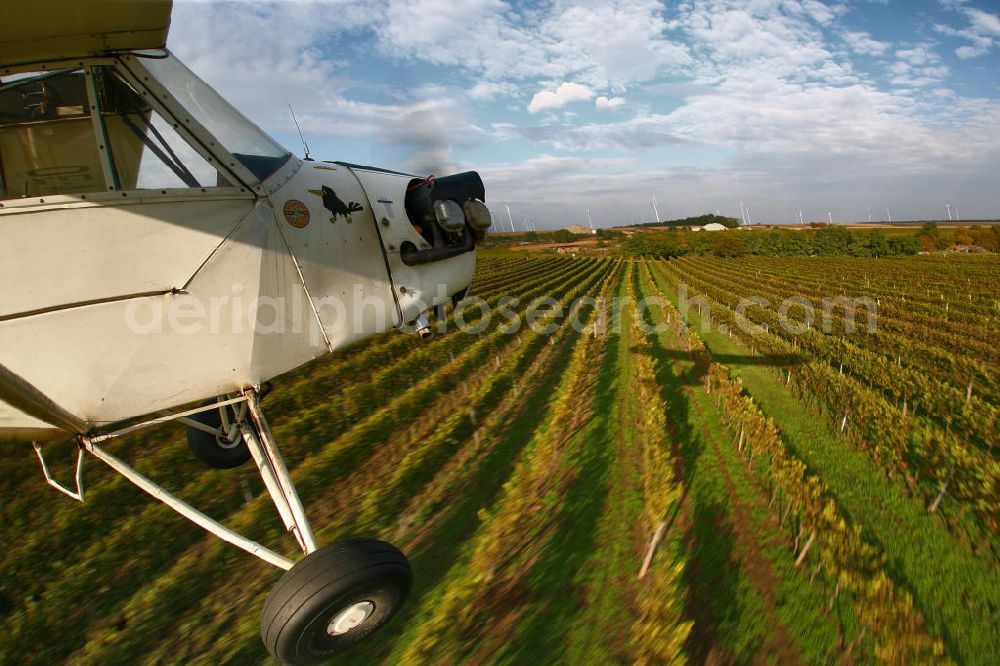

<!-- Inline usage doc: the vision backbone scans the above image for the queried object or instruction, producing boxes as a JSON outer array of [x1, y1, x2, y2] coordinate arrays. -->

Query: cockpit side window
[[0, 65, 231, 199], [0, 69, 103, 197], [94, 66, 230, 190]]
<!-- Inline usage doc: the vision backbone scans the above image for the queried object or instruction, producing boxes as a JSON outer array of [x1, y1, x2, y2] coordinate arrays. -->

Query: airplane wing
[[0, 0, 172, 68]]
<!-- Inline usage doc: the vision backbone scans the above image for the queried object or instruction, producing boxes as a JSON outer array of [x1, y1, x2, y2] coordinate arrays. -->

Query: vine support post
[[928, 467, 954, 513], [795, 530, 816, 567]]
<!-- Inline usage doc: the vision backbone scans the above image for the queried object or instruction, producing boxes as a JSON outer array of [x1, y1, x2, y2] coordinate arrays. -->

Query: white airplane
[[0, 1, 490, 662]]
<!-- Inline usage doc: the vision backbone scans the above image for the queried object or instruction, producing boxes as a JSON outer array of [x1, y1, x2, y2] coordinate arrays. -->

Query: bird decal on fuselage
[[308, 186, 363, 223]]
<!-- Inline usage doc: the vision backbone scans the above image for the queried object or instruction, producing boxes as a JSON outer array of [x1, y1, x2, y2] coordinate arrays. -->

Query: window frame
[[1, 52, 298, 203], [116, 51, 298, 197], [0, 58, 116, 199], [83, 65, 120, 192], [112, 54, 255, 192]]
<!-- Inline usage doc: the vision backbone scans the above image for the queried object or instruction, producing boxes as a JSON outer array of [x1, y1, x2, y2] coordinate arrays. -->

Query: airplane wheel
[[184, 403, 251, 469], [260, 539, 412, 665]]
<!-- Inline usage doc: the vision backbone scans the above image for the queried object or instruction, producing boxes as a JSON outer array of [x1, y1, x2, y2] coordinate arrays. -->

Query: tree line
[[621, 224, 1000, 258]]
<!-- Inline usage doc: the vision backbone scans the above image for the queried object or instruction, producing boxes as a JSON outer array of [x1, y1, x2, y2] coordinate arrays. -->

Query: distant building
[[565, 225, 597, 235], [703, 222, 728, 231]]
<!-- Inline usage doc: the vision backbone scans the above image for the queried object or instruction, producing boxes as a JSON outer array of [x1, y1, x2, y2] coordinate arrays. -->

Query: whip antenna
[[289, 104, 311, 160]]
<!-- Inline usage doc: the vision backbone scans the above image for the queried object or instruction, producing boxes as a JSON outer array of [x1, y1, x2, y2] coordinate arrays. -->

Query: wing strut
[[0, 362, 88, 433]]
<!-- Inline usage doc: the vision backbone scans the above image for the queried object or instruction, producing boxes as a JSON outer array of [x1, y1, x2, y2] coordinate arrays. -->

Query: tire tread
[[260, 539, 411, 664]]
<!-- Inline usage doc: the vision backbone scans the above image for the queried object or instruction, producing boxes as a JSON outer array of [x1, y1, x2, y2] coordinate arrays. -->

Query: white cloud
[[163, 0, 1000, 226], [467, 81, 519, 101], [376, 0, 512, 70], [897, 46, 936, 66], [167, 2, 369, 126], [375, 0, 690, 91], [665, 81, 1000, 174], [595, 96, 626, 111], [796, 0, 844, 25], [502, 113, 688, 152], [934, 5, 1000, 58], [842, 30, 890, 56], [500, 2, 996, 176], [167, 2, 487, 174], [889, 46, 949, 87], [540, 1, 691, 87], [955, 44, 986, 58], [967, 8, 1000, 36], [527, 82, 595, 114]]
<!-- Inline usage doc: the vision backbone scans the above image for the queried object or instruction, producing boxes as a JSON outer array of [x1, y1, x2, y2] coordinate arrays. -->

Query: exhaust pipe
[[414, 314, 433, 340]]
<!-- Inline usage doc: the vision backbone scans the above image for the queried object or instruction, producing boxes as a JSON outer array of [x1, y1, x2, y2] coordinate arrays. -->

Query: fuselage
[[0, 50, 479, 441]]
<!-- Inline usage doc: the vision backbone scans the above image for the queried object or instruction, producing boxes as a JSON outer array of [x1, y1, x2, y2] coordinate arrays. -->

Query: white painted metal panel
[[0, 193, 254, 318], [349, 168, 476, 324], [273, 163, 400, 348], [0, 202, 323, 427]]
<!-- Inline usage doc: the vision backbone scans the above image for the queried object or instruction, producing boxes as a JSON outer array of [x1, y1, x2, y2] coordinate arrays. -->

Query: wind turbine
[[886, 205, 892, 224], [651, 194, 660, 224], [505, 202, 515, 232], [798, 210, 804, 225], [946, 204, 953, 221], [587, 209, 595, 231], [828, 211, 833, 225], [739, 200, 747, 226], [954, 205, 960, 220], [867, 207, 872, 224]]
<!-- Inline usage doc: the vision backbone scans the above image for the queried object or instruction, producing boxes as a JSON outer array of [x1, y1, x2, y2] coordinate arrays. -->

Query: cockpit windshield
[[138, 51, 291, 182]]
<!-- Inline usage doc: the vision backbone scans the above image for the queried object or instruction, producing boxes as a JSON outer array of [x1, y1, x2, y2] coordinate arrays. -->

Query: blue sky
[[171, 0, 1000, 228]]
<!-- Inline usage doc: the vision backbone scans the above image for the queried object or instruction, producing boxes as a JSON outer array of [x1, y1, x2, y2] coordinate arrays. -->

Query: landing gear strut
[[183, 400, 252, 469], [30, 387, 411, 664]]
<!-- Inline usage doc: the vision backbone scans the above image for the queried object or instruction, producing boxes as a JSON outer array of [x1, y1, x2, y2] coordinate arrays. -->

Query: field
[[1, 251, 998, 664]]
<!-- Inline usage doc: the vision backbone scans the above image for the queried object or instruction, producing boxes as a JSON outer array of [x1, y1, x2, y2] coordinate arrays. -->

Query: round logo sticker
[[283, 199, 310, 228]]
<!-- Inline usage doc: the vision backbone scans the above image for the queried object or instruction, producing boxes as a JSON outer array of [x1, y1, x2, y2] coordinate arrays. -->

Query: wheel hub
[[214, 432, 243, 450], [326, 601, 375, 636]]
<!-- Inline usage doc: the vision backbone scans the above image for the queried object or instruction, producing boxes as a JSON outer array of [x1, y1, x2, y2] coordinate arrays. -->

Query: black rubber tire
[[260, 539, 412, 665], [184, 403, 252, 469]]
